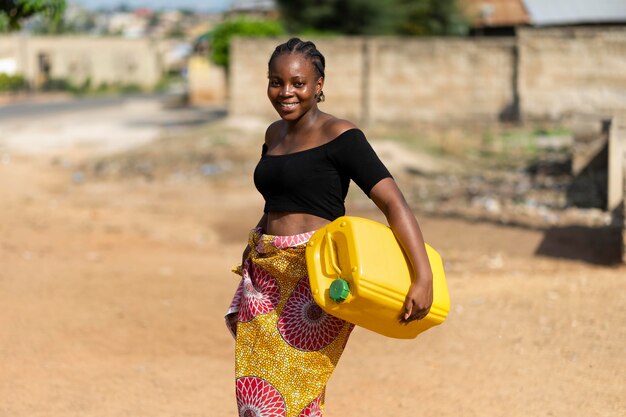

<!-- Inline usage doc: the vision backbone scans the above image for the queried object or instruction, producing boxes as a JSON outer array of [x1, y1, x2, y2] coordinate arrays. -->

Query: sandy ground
[[0, 99, 624, 417]]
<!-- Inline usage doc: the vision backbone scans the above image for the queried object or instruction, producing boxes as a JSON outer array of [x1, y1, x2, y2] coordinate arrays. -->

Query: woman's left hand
[[400, 279, 433, 323]]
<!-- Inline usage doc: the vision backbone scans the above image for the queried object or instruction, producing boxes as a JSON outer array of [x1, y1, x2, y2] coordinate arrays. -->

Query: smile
[[279, 102, 299, 108]]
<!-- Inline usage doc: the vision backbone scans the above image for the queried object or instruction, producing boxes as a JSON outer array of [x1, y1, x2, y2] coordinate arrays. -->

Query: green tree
[[275, 0, 467, 36], [210, 18, 284, 69], [0, 0, 65, 31], [276, 0, 395, 35], [394, 0, 468, 36], [0, 73, 27, 92]]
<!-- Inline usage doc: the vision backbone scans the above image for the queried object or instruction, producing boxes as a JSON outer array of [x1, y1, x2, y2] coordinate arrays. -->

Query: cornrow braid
[[268, 38, 326, 102]]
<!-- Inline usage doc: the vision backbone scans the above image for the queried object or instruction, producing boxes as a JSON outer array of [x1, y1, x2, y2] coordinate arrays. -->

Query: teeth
[[280, 102, 298, 108]]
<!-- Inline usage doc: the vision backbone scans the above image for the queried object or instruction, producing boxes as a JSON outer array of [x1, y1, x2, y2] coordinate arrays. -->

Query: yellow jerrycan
[[306, 216, 449, 339]]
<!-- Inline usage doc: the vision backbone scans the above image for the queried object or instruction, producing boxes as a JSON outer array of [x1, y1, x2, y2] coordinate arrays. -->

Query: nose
[[278, 84, 293, 97]]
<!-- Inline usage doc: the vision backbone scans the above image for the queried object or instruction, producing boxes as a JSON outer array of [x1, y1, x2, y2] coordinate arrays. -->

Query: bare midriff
[[266, 211, 330, 236]]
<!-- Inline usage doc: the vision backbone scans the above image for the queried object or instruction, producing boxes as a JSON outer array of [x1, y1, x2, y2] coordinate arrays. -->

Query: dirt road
[[0, 103, 624, 417]]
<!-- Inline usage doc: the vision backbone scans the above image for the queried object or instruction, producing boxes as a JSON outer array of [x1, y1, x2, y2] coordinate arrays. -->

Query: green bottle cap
[[329, 278, 350, 303]]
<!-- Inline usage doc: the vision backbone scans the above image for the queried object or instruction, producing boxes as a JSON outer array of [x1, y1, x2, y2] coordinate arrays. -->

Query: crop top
[[253, 128, 392, 221]]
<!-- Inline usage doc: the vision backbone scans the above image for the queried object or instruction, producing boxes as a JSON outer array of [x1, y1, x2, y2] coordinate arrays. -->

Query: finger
[[403, 302, 413, 320], [412, 309, 429, 321]]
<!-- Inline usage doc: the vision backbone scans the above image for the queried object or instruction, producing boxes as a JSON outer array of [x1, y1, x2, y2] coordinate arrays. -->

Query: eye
[[294, 82, 305, 88], [269, 79, 281, 87]]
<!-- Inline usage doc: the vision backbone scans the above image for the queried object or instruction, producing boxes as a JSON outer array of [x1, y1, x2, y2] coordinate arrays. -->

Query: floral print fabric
[[227, 228, 354, 417]]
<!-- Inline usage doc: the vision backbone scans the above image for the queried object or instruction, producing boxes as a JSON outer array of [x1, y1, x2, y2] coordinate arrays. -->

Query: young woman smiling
[[226, 38, 433, 417]]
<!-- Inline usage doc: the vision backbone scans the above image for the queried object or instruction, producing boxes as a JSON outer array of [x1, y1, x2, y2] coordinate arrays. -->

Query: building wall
[[229, 27, 626, 123], [0, 36, 163, 88], [0, 36, 22, 76], [518, 27, 626, 120]]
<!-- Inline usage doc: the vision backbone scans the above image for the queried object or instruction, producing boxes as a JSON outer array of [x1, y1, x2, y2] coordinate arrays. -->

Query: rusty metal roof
[[462, 0, 530, 27]]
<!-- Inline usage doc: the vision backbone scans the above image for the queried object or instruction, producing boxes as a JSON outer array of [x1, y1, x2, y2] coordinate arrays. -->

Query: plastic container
[[306, 216, 449, 339]]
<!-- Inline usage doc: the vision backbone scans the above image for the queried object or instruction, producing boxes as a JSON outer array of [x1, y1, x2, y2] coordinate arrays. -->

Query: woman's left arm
[[369, 178, 433, 323]]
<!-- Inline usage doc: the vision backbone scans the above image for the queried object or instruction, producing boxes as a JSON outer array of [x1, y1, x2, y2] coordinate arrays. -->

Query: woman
[[226, 38, 433, 417]]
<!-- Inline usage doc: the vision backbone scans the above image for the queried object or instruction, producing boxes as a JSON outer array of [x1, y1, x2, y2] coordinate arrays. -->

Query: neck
[[285, 106, 322, 133]]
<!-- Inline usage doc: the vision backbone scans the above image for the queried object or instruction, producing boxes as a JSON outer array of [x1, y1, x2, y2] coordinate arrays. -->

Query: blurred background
[[1, 1, 625, 416]]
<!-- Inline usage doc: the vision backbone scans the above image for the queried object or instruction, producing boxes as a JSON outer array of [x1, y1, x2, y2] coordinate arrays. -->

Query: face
[[267, 53, 324, 121]]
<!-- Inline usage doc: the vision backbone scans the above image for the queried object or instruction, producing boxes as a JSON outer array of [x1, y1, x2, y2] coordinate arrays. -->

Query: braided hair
[[268, 38, 326, 102]]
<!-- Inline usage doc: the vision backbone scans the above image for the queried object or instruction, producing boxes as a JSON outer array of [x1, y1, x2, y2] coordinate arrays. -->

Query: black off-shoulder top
[[253, 128, 392, 221]]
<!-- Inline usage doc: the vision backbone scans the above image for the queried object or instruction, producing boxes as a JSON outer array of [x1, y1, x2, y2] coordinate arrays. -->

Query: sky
[[69, 0, 231, 12]]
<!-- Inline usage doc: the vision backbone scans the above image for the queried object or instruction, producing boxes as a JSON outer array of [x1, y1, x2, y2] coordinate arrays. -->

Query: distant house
[[107, 11, 149, 38], [523, 0, 626, 26], [462, 0, 626, 35], [463, 0, 530, 35], [226, 0, 279, 19]]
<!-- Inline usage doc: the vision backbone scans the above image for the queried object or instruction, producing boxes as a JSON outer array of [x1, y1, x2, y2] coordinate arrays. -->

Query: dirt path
[[0, 114, 624, 416]]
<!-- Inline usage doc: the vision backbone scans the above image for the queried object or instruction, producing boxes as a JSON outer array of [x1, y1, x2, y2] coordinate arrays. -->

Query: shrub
[[0, 73, 27, 92], [41, 77, 70, 91], [210, 18, 284, 69]]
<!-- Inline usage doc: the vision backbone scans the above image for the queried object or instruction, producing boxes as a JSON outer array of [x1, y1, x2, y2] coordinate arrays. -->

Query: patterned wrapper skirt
[[226, 228, 354, 417]]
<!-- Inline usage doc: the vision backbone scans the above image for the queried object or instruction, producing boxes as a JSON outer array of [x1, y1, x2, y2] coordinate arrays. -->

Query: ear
[[316, 77, 324, 95]]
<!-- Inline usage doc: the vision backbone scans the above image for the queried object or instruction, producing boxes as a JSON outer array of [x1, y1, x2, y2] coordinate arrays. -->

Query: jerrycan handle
[[325, 232, 343, 276]]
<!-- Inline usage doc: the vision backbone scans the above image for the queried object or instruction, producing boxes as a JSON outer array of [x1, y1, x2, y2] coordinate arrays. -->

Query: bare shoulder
[[264, 120, 284, 146], [321, 117, 359, 141]]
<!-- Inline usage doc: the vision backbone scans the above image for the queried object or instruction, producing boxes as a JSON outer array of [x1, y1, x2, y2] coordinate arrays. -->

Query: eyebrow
[[268, 74, 306, 81]]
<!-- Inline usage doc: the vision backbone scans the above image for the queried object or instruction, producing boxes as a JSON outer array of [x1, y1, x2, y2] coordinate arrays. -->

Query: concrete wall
[[0, 36, 163, 88], [367, 38, 515, 123], [228, 37, 281, 120], [313, 38, 366, 122], [519, 27, 626, 121], [229, 27, 626, 124]]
